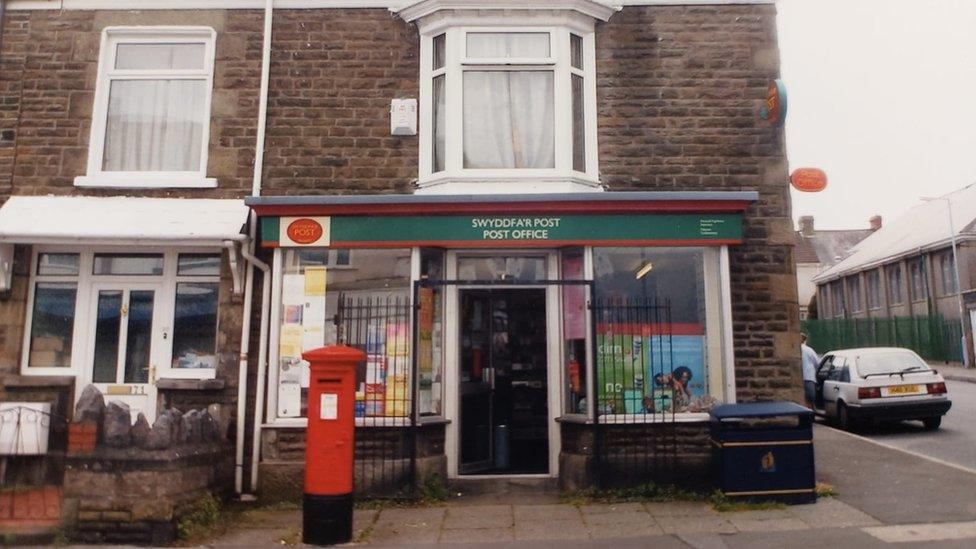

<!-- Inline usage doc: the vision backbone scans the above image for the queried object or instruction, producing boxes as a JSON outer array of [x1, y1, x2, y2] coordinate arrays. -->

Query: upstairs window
[[76, 27, 217, 188], [422, 26, 597, 190]]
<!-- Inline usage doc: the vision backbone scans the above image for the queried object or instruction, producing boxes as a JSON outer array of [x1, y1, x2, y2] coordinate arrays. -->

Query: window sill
[[415, 173, 602, 195], [557, 413, 712, 424], [155, 378, 224, 391], [74, 175, 217, 189], [3, 374, 75, 388], [263, 417, 415, 428]]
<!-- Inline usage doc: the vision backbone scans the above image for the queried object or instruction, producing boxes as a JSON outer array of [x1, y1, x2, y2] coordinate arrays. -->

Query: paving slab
[[721, 526, 889, 549], [443, 504, 513, 530], [726, 517, 809, 532], [582, 508, 652, 526], [370, 507, 445, 545], [863, 521, 976, 544], [654, 514, 736, 535], [208, 527, 295, 546], [586, 519, 664, 539], [513, 503, 581, 522], [513, 517, 590, 540], [644, 501, 718, 517], [234, 508, 301, 529], [786, 497, 881, 528], [579, 502, 646, 515], [437, 526, 516, 544]]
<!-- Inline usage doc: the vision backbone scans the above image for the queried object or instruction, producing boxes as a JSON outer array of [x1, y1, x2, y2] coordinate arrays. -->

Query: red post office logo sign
[[281, 217, 330, 246], [790, 168, 828, 193]]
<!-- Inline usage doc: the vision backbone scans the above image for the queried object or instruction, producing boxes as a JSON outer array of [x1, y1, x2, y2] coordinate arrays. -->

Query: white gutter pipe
[[234, 242, 256, 496], [235, 0, 274, 497]]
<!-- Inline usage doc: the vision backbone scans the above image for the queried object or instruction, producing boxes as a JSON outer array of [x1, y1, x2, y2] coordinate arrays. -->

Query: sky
[[776, 0, 976, 230]]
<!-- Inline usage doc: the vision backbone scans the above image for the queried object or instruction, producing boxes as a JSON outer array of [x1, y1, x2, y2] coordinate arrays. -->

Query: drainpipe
[[231, 240, 255, 497], [243, 242, 271, 494], [234, 0, 274, 498]]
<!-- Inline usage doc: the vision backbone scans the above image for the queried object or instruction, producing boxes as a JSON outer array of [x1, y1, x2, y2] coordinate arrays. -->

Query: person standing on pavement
[[800, 333, 819, 408]]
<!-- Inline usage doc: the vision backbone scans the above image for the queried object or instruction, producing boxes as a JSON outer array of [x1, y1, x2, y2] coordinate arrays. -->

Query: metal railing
[[591, 297, 678, 489], [803, 315, 963, 362]]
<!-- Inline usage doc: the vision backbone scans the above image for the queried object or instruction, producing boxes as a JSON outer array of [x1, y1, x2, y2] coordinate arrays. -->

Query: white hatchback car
[[813, 347, 952, 431]]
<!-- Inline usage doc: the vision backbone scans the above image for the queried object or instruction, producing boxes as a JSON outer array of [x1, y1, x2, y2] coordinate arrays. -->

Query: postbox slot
[[318, 378, 341, 385]]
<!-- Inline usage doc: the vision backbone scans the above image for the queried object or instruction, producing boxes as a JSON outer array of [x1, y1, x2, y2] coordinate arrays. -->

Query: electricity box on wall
[[390, 98, 417, 136]]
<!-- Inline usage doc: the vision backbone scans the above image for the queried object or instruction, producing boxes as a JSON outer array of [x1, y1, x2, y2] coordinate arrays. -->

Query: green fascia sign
[[261, 213, 742, 247]]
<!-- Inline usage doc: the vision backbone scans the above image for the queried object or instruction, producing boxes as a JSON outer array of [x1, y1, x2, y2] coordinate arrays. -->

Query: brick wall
[[596, 5, 799, 401], [260, 9, 420, 195]]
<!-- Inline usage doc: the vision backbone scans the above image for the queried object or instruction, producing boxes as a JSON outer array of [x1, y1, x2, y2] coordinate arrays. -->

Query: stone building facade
[[0, 0, 798, 540]]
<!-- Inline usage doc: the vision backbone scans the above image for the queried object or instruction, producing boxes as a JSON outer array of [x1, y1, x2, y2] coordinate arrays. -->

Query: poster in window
[[386, 323, 409, 357], [647, 334, 709, 412], [304, 266, 327, 297], [595, 334, 642, 414]]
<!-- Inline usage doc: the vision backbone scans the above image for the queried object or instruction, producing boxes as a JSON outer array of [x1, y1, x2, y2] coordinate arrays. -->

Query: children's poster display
[[355, 319, 412, 418], [596, 330, 710, 414], [277, 269, 328, 418]]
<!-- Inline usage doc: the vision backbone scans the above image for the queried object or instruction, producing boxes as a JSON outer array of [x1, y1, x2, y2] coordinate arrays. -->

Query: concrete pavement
[[200, 422, 976, 547]]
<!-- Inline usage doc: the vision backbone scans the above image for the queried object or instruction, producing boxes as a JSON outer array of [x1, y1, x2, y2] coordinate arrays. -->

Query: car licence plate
[[882, 384, 923, 397]]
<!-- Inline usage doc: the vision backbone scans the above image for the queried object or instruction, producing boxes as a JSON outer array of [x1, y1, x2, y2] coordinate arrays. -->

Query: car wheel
[[837, 402, 852, 431], [923, 417, 942, 430]]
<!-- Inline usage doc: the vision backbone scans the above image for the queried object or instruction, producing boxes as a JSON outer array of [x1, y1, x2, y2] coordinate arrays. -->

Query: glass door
[[86, 283, 163, 421], [458, 288, 549, 475]]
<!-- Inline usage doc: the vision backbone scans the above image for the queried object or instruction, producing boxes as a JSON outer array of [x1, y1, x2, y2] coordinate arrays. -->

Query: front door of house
[[86, 282, 163, 422], [458, 288, 549, 475]]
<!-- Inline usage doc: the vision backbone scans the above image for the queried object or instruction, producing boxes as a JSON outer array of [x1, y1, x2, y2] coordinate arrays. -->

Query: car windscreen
[[855, 352, 930, 377]]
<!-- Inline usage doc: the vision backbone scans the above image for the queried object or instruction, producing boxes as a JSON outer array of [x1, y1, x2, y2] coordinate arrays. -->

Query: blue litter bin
[[710, 402, 816, 504]]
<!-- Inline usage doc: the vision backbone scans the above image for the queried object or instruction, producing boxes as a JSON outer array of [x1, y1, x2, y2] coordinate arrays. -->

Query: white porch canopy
[[0, 196, 248, 246], [0, 196, 250, 292]]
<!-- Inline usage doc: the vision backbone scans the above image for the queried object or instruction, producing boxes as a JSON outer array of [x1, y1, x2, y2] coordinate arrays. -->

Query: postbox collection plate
[[320, 393, 338, 420]]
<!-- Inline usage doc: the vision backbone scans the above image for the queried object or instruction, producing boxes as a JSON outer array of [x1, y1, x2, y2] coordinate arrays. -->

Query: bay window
[[420, 24, 598, 190]]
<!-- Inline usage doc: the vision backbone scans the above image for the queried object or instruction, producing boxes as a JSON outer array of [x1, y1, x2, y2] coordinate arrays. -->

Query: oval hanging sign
[[286, 218, 324, 245], [759, 79, 787, 127], [790, 168, 828, 192]]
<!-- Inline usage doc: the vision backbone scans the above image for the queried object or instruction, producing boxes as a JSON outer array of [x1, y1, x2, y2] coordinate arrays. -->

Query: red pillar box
[[302, 344, 364, 546]]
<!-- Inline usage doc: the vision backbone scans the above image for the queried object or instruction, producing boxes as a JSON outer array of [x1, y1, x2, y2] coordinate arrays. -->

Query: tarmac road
[[848, 380, 976, 472]]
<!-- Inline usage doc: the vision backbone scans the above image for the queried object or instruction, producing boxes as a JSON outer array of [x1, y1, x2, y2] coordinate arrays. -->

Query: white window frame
[[20, 246, 221, 381], [74, 26, 217, 189], [418, 15, 600, 193]]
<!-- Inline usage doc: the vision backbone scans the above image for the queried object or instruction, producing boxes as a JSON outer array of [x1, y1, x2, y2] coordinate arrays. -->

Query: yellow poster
[[384, 374, 409, 417], [280, 325, 302, 358], [304, 267, 327, 296]]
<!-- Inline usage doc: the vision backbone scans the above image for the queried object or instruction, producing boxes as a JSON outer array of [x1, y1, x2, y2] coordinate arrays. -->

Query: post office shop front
[[249, 192, 753, 494]]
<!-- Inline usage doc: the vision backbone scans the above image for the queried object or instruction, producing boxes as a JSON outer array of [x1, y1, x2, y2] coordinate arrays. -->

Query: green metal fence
[[801, 316, 963, 362]]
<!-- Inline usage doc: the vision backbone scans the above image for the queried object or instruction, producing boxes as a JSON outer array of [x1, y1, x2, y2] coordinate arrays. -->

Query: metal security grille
[[591, 297, 678, 490], [336, 294, 416, 499]]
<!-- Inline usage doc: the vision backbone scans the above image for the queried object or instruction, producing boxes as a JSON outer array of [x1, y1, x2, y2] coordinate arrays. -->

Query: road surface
[[849, 379, 976, 472]]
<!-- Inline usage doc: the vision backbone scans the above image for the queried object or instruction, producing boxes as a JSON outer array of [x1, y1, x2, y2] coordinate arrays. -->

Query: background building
[[794, 215, 876, 319], [811, 184, 976, 365]]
